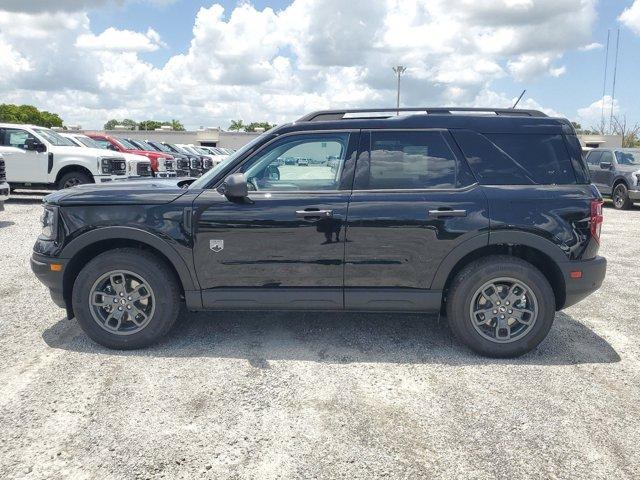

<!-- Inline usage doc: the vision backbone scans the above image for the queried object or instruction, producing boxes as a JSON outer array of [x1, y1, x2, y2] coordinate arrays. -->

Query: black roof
[[271, 107, 573, 136]]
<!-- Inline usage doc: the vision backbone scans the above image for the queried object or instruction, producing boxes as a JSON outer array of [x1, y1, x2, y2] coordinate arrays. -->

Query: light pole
[[392, 66, 407, 115]]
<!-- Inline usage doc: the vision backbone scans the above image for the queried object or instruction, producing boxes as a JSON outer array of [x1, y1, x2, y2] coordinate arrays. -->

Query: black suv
[[31, 108, 606, 357]]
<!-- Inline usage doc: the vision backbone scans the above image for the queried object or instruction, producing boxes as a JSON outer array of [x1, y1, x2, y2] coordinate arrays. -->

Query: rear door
[[344, 129, 488, 311]]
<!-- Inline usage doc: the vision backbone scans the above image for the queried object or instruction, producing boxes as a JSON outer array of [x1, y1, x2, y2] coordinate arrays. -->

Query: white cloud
[[76, 27, 165, 52], [577, 96, 620, 129], [0, 0, 598, 128], [579, 42, 603, 51], [620, 0, 640, 35]]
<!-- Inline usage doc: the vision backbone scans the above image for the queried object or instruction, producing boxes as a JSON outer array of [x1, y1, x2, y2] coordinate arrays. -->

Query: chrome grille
[[136, 163, 152, 176], [0, 157, 5, 182]]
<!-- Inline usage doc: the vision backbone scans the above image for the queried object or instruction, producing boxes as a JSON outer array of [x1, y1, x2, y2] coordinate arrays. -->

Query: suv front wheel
[[446, 256, 555, 357], [612, 182, 632, 210], [72, 248, 181, 349]]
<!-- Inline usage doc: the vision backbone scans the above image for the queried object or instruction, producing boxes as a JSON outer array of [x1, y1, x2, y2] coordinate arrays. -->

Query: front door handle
[[296, 209, 333, 219], [428, 209, 467, 218]]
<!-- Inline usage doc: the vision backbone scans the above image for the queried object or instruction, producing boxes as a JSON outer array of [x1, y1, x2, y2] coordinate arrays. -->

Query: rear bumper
[[559, 256, 607, 309], [31, 252, 67, 310]]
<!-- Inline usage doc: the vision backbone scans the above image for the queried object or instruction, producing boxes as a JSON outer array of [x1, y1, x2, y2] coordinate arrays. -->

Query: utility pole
[[392, 66, 407, 115], [600, 29, 610, 133], [609, 28, 620, 134]]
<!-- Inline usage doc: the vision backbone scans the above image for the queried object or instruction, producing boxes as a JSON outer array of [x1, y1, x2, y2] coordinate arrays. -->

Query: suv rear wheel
[[612, 182, 632, 210], [57, 171, 92, 190], [72, 248, 180, 349], [446, 255, 555, 357]]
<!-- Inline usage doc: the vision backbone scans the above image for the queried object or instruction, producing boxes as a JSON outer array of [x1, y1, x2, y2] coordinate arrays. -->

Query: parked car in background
[[31, 107, 605, 358], [161, 142, 210, 173], [0, 154, 9, 210], [297, 157, 309, 166], [145, 140, 202, 177], [86, 133, 177, 178], [0, 124, 127, 189], [61, 133, 152, 179], [125, 139, 190, 177], [585, 148, 640, 210]]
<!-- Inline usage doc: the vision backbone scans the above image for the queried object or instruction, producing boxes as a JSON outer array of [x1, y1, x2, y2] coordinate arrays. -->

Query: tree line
[[0, 104, 63, 128], [103, 119, 186, 131], [228, 120, 277, 132]]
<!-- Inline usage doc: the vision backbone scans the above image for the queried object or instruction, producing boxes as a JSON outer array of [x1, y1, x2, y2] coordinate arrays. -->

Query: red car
[[86, 133, 177, 178]]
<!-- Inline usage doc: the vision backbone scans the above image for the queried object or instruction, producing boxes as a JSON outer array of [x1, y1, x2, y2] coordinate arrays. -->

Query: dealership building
[[65, 126, 261, 149]]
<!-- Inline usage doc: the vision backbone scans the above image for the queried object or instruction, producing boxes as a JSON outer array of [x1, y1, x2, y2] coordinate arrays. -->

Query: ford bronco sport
[[31, 108, 606, 357]]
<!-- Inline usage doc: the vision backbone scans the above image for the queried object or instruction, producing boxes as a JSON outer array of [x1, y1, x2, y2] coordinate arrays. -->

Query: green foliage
[[104, 118, 184, 131], [244, 121, 277, 132], [229, 120, 244, 132], [0, 104, 63, 128]]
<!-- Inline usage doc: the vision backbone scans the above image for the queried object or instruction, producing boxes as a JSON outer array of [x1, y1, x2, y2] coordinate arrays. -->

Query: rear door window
[[585, 151, 602, 165], [358, 130, 473, 190]]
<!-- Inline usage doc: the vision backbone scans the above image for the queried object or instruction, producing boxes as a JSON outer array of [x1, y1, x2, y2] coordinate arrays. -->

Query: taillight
[[590, 199, 604, 244]]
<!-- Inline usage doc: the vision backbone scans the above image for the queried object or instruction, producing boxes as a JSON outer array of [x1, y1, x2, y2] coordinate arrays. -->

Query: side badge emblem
[[210, 239, 224, 253]]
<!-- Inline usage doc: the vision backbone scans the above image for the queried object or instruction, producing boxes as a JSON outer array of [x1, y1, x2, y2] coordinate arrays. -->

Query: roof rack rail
[[296, 107, 548, 122]]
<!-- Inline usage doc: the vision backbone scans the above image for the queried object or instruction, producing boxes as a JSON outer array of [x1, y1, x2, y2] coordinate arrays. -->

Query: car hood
[[50, 145, 124, 158], [121, 152, 149, 163], [125, 148, 171, 158], [44, 178, 194, 206]]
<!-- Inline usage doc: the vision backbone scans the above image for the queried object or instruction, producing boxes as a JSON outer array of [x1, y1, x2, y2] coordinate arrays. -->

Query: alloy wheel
[[614, 185, 626, 209], [469, 277, 538, 343], [88, 270, 155, 335]]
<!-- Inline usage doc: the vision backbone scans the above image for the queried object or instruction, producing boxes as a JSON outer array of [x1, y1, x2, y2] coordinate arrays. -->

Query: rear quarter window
[[452, 130, 579, 185]]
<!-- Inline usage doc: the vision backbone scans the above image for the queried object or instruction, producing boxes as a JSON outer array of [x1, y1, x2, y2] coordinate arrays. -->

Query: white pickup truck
[[0, 123, 129, 189], [60, 132, 152, 178]]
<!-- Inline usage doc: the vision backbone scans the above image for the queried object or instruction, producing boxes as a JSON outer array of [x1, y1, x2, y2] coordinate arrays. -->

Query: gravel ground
[[0, 192, 639, 479]]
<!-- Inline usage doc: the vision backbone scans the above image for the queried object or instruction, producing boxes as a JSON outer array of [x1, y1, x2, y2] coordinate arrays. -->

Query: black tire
[[72, 248, 181, 349], [57, 171, 92, 190], [612, 183, 632, 210], [446, 255, 555, 358]]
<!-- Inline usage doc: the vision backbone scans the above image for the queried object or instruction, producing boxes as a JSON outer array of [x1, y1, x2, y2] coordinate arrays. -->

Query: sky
[[0, 0, 639, 131]]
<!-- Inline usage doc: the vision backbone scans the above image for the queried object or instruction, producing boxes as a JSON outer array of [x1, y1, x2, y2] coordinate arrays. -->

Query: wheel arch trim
[[61, 226, 198, 291], [430, 230, 568, 291]]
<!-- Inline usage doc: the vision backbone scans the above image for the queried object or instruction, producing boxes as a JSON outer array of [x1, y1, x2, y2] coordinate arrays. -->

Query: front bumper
[[31, 252, 68, 311], [628, 189, 640, 201], [95, 174, 127, 183], [154, 171, 177, 178], [0, 181, 9, 210], [559, 255, 607, 309]]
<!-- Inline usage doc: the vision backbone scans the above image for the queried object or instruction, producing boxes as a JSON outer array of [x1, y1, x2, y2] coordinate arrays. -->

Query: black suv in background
[[31, 108, 606, 357], [585, 148, 640, 209]]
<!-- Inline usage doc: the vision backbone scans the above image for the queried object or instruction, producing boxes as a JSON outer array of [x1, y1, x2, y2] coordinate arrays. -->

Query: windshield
[[189, 133, 271, 190], [149, 141, 172, 153], [615, 150, 640, 166], [116, 137, 138, 150], [75, 136, 102, 149], [193, 146, 212, 155], [131, 139, 155, 151], [34, 128, 77, 147]]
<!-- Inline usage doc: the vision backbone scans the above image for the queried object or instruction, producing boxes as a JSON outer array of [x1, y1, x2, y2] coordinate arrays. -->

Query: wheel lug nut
[[496, 301, 501, 305], [113, 299, 118, 303], [118, 307, 123, 311], [119, 293, 124, 297], [506, 301, 510, 305], [127, 305, 132, 310], [493, 310, 498, 314], [500, 315, 505, 319], [127, 297, 132, 301], [508, 310, 513, 314]]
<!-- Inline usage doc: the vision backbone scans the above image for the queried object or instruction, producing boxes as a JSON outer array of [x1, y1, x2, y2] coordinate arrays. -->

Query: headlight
[[635, 172, 640, 186], [101, 157, 111, 174], [40, 205, 59, 241]]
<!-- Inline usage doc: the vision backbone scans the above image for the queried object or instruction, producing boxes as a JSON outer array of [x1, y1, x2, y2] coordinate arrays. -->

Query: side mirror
[[220, 173, 248, 199], [25, 138, 46, 152], [599, 162, 613, 170], [107, 144, 118, 151]]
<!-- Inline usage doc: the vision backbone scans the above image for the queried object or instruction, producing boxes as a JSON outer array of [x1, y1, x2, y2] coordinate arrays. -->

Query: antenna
[[600, 29, 610, 132], [609, 28, 620, 133], [512, 90, 526, 109]]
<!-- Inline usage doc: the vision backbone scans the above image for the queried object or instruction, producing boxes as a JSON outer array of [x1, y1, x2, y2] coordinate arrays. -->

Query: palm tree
[[229, 120, 244, 132]]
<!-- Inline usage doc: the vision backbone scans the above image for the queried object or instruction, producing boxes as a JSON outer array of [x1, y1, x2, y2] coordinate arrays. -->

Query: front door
[[0, 127, 48, 183], [193, 131, 359, 309], [344, 129, 489, 310]]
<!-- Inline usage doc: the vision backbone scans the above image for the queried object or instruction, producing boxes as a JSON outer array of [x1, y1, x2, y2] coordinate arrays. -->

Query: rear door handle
[[428, 209, 467, 218], [296, 209, 333, 219]]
